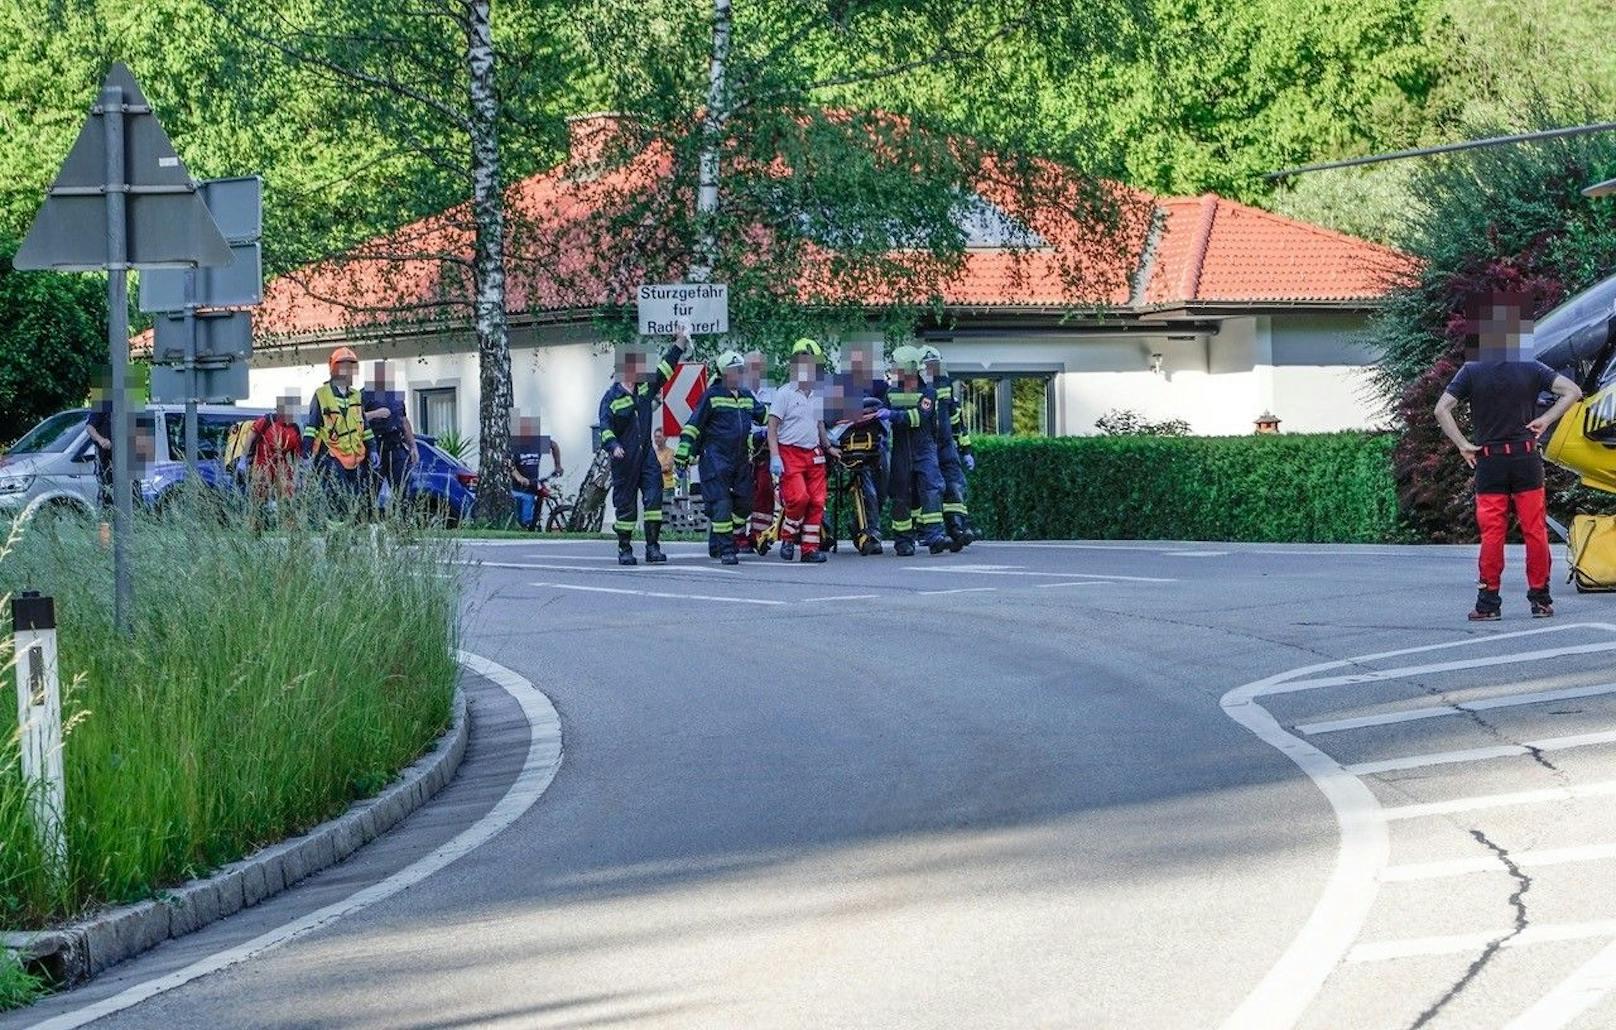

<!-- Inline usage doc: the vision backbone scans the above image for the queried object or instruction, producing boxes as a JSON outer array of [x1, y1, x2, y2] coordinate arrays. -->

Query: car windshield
[[6, 410, 88, 456]]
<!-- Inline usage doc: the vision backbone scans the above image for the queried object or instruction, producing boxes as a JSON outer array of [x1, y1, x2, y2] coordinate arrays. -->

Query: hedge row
[[966, 432, 1400, 543]]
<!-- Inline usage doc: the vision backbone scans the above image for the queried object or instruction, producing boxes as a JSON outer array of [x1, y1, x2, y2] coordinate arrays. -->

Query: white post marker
[[636, 282, 728, 336], [12, 591, 65, 875]]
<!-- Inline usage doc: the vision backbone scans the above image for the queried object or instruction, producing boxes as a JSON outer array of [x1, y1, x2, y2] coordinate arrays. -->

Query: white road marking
[[804, 594, 880, 602], [454, 559, 739, 576], [529, 581, 786, 606], [29, 652, 562, 1030], [1164, 550, 1228, 557], [1503, 936, 1616, 1029], [1216, 624, 1616, 1030], [1036, 581, 1104, 589], [1382, 842, 1616, 882], [1296, 682, 1616, 735], [1348, 920, 1616, 962], [917, 587, 997, 596], [1261, 639, 1616, 695], [1382, 779, 1616, 821], [522, 552, 712, 563], [902, 566, 1176, 583], [1345, 729, 1616, 776]]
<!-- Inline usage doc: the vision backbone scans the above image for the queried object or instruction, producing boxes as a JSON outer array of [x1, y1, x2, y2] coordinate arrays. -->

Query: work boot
[[1529, 587, 1554, 619], [894, 540, 916, 557], [1468, 586, 1501, 621], [779, 540, 796, 562], [644, 522, 667, 564], [801, 549, 827, 564], [860, 538, 884, 556], [928, 537, 951, 555], [708, 532, 721, 560], [617, 531, 637, 566], [720, 551, 740, 566], [947, 531, 967, 553]]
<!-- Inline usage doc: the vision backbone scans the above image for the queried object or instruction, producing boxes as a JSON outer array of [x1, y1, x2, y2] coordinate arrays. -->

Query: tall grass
[[0, 494, 459, 926]]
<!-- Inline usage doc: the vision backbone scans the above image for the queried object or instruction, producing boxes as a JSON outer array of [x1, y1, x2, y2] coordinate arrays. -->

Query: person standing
[[304, 346, 374, 508], [829, 344, 888, 555], [84, 385, 115, 510], [1435, 293, 1583, 620], [676, 351, 765, 564], [599, 326, 688, 564], [238, 393, 304, 530], [767, 339, 840, 563], [510, 412, 563, 530], [654, 425, 677, 496], [921, 344, 976, 550], [883, 346, 951, 556], [362, 360, 416, 516]]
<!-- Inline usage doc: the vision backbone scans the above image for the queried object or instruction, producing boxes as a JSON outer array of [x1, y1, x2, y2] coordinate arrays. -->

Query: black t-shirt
[[86, 405, 112, 471], [511, 434, 552, 485], [1444, 360, 1558, 445]]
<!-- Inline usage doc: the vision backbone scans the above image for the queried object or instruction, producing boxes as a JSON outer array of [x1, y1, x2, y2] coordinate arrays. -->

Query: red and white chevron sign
[[661, 361, 710, 438]]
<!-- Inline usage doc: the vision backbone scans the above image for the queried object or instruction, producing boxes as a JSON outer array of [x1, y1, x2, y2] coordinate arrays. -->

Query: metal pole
[[183, 268, 198, 480], [103, 85, 133, 634], [12, 592, 65, 877]]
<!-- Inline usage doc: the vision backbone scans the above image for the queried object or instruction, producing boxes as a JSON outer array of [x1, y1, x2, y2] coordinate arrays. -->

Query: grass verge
[[0, 498, 459, 930]]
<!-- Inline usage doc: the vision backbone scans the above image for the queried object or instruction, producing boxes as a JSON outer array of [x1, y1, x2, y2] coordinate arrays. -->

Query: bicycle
[[518, 472, 573, 532]]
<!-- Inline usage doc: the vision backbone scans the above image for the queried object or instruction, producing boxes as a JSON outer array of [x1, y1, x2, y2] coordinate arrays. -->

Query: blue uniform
[[677, 382, 765, 557], [829, 373, 887, 552], [598, 343, 684, 536], [885, 381, 947, 548], [928, 372, 974, 541]]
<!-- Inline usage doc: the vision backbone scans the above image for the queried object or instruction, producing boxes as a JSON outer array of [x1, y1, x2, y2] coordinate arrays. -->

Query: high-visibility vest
[[306, 382, 371, 469]]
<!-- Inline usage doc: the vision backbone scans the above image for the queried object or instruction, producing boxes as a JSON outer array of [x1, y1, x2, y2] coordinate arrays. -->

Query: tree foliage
[[0, 236, 106, 446]]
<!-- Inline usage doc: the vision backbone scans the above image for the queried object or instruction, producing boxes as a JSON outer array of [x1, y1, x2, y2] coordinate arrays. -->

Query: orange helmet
[[328, 346, 358, 373]]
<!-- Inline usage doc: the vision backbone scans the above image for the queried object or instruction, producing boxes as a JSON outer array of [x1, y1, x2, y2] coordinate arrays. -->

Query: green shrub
[[968, 432, 1399, 542], [0, 504, 459, 926]]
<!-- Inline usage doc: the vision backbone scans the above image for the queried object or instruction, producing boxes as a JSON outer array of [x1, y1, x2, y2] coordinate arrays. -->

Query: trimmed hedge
[[968, 432, 1399, 543]]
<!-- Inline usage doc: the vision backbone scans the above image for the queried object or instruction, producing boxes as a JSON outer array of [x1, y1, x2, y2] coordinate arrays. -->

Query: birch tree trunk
[[690, 0, 730, 283], [467, 0, 514, 523]]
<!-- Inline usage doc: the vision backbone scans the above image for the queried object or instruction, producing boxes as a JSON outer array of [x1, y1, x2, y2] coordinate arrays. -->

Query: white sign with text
[[637, 282, 729, 336]]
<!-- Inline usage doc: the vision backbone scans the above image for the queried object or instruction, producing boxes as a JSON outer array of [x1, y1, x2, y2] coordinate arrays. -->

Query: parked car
[[398, 435, 477, 526], [0, 405, 268, 521]]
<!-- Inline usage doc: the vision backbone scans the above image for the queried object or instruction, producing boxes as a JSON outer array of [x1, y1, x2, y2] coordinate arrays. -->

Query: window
[[6, 410, 87, 455], [416, 388, 457, 437], [164, 413, 249, 462], [955, 375, 1052, 437]]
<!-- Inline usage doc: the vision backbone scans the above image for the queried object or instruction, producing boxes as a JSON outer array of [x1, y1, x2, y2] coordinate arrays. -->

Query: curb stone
[[1, 684, 469, 987]]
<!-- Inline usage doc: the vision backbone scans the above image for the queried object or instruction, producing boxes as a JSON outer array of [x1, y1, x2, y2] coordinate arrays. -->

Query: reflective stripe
[[311, 383, 368, 469], [613, 520, 636, 533], [681, 425, 701, 441], [942, 502, 968, 514], [657, 361, 674, 379], [610, 395, 635, 412], [711, 518, 733, 532], [917, 512, 943, 524], [644, 509, 663, 522], [891, 518, 914, 531], [600, 430, 618, 445]]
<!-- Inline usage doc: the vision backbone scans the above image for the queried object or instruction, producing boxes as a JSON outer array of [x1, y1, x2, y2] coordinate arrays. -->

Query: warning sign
[[637, 283, 728, 336], [661, 361, 710, 438]]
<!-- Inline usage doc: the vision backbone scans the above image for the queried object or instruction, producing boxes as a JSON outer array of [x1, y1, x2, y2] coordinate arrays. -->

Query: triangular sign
[[14, 63, 232, 271]]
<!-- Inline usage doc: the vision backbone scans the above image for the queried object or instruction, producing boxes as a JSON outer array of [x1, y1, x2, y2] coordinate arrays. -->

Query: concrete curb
[[2, 683, 469, 987]]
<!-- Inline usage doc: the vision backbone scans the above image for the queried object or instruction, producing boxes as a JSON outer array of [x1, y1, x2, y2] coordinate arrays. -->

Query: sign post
[[14, 63, 233, 633], [12, 593, 65, 876]]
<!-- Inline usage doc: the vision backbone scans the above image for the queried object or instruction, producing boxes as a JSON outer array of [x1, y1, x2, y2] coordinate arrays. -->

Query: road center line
[[529, 581, 786, 605], [1297, 682, 1616, 735], [1344, 728, 1616, 776], [1035, 581, 1103, 589], [803, 594, 880, 602], [917, 587, 997, 595], [1383, 842, 1616, 882], [30, 652, 562, 1030], [453, 559, 739, 576]]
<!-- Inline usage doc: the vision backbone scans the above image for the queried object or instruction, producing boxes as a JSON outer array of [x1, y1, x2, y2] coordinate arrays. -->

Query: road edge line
[[24, 651, 561, 1030]]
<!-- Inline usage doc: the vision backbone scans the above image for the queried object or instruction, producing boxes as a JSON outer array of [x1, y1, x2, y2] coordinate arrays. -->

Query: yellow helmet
[[791, 338, 825, 362]]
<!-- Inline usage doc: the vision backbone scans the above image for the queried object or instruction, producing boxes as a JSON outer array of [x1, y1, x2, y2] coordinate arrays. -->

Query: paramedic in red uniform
[[1435, 293, 1582, 621], [767, 339, 839, 563]]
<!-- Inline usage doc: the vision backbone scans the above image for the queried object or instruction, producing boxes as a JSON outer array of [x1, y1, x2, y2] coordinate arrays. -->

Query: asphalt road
[[13, 538, 1616, 1029]]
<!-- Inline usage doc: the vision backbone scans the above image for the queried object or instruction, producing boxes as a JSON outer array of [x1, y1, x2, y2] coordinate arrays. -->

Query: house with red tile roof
[[234, 114, 1410, 479]]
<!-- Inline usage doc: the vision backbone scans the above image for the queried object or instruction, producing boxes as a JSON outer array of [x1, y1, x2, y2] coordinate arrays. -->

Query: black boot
[[617, 531, 637, 566], [644, 522, 667, 563]]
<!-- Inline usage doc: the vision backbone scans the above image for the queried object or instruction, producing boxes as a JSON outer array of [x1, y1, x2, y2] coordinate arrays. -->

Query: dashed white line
[[529, 581, 786, 605], [902, 566, 1176, 583], [1382, 842, 1616, 882], [1262, 639, 1616, 695], [456, 559, 740, 576], [1381, 779, 1616, 821], [1036, 581, 1103, 589], [1345, 728, 1616, 776], [1504, 936, 1616, 1029], [917, 587, 997, 596], [1348, 920, 1616, 963], [804, 594, 880, 602], [1296, 682, 1616, 735]]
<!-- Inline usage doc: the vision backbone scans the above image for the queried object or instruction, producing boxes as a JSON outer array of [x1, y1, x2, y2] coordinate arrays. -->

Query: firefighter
[[675, 351, 765, 565], [744, 350, 779, 552], [599, 326, 688, 564], [768, 339, 840, 562], [830, 344, 888, 555], [304, 346, 374, 508], [882, 345, 950, 556], [920, 344, 975, 550]]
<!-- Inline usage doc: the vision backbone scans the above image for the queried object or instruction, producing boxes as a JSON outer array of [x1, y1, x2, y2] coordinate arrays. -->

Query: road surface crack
[[1407, 830, 1532, 1029]]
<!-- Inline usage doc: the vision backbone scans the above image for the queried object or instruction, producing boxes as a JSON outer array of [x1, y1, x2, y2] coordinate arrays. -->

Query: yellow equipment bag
[[1567, 514, 1616, 593], [221, 418, 257, 467]]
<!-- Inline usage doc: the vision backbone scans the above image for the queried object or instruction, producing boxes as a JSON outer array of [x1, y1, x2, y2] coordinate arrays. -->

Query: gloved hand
[[769, 455, 784, 477], [611, 445, 625, 460], [964, 453, 975, 472], [874, 408, 893, 423], [674, 445, 691, 469]]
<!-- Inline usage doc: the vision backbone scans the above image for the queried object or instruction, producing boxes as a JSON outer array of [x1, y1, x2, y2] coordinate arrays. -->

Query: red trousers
[[778, 444, 828, 553], [748, 460, 776, 543], [1476, 488, 1551, 592]]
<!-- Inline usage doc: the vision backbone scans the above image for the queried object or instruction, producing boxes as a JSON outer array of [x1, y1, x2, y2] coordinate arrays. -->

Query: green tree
[[0, 236, 106, 446]]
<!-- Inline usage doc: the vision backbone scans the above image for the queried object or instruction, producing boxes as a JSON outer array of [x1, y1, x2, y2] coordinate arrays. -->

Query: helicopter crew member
[[921, 344, 975, 550], [676, 351, 766, 564], [599, 326, 689, 565], [883, 345, 951, 556], [768, 339, 839, 563], [1435, 293, 1583, 620]]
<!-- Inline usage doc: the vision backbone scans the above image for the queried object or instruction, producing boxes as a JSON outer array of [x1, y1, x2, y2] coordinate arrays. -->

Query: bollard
[[12, 592, 66, 875]]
